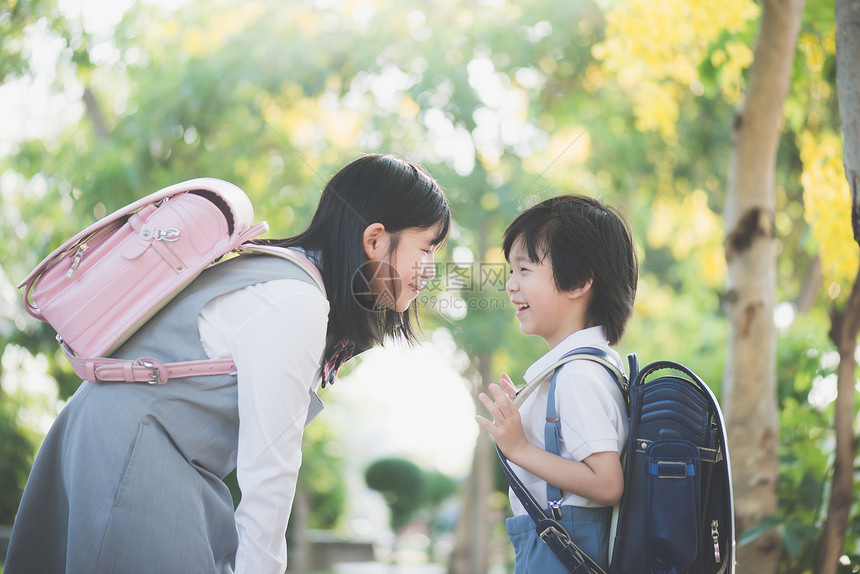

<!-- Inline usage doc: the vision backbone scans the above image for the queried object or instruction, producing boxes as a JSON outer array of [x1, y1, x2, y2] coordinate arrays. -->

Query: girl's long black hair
[[258, 154, 450, 370]]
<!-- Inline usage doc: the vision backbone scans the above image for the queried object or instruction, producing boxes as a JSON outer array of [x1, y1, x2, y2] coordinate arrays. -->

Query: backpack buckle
[[154, 227, 181, 241], [548, 499, 563, 520], [651, 460, 695, 479], [538, 523, 570, 544], [135, 358, 164, 385]]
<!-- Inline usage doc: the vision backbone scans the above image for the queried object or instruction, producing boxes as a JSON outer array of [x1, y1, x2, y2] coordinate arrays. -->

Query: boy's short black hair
[[502, 194, 638, 346]]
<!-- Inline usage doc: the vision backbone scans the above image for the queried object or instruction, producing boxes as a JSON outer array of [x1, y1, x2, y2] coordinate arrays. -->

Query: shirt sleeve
[[198, 279, 328, 574], [554, 361, 628, 461]]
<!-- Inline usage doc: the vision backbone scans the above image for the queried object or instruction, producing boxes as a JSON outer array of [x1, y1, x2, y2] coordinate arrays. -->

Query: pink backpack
[[18, 178, 323, 385]]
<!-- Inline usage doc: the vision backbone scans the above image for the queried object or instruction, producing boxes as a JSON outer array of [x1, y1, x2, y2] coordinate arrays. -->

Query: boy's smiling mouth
[[513, 302, 530, 316]]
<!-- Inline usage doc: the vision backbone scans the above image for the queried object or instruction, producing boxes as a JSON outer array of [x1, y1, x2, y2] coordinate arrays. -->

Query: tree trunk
[[815, 271, 860, 574], [814, 2, 860, 571], [447, 352, 494, 574], [287, 484, 311, 573], [836, 0, 860, 246], [722, 1, 804, 573], [794, 256, 821, 314], [83, 86, 109, 139]]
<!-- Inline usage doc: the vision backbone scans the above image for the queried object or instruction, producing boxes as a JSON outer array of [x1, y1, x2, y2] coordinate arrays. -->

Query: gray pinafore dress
[[5, 253, 321, 574]]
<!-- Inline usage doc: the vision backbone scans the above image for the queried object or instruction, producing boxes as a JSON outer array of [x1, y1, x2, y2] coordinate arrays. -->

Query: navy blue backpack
[[497, 347, 736, 574]]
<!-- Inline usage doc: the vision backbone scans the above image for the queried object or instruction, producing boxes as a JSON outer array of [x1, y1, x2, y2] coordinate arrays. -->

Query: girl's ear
[[567, 278, 593, 300], [362, 223, 389, 260]]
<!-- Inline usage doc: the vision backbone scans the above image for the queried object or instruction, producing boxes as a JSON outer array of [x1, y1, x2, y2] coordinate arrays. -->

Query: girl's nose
[[422, 254, 437, 281]]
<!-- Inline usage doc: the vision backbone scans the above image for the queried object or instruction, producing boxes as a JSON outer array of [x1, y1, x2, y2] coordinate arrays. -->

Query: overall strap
[[543, 347, 626, 517], [497, 346, 627, 574], [545, 368, 565, 517], [495, 443, 600, 574]]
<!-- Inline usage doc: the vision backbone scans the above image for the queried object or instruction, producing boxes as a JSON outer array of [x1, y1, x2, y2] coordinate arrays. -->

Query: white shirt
[[198, 278, 329, 574], [509, 326, 629, 514]]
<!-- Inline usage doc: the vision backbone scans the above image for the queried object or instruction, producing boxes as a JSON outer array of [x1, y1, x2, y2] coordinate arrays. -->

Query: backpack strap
[[236, 245, 325, 295], [60, 340, 237, 385], [496, 444, 603, 574], [497, 346, 627, 574], [514, 347, 628, 411], [544, 347, 628, 514]]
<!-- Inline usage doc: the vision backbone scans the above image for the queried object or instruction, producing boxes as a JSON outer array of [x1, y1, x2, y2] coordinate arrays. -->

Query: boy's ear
[[567, 278, 593, 300], [362, 223, 389, 260]]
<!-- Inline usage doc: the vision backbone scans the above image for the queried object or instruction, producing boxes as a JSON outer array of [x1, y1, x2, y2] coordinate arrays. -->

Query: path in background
[[333, 563, 511, 574], [334, 564, 445, 574]]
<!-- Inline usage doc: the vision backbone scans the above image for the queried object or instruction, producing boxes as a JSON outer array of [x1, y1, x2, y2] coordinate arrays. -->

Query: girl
[[5, 154, 450, 574]]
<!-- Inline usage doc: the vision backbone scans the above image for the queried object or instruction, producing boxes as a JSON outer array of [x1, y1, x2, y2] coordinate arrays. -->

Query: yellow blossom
[[593, 0, 759, 140], [799, 130, 859, 295]]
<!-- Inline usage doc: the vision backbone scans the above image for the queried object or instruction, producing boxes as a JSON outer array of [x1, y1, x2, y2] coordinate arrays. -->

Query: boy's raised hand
[[475, 372, 528, 459], [497, 372, 517, 399]]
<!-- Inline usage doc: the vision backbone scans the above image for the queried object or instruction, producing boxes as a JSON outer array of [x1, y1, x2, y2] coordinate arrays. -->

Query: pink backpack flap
[[45, 246, 324, 386], [19, 178, 269, 369]]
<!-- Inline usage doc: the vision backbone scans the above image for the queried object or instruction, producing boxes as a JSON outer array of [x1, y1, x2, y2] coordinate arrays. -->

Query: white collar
[[523, 326, 611, 384]]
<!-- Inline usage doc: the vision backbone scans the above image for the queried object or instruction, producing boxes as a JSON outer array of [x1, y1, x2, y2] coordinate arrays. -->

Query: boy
[[475, 194, 638, 572]]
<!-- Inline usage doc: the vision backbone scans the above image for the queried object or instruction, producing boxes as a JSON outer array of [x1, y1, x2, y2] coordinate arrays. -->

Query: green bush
[[0, 397, 36, 526]]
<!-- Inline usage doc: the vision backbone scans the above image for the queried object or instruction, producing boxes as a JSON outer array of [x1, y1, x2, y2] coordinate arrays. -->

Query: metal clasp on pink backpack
[[134, 358, 165, 385], [140, 227, 181, 242]]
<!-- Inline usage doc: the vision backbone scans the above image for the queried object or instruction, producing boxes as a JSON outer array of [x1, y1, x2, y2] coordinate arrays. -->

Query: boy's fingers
[[477, 392, 502, 420], [475, 416, 502, 442], [488, 383, 509, 405], [489, 384, 516, 415], [499, 375, 517, 399], [499, 372, 517, 400]]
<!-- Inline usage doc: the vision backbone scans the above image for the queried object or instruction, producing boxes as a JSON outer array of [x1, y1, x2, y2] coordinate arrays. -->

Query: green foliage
[[297, 418, 347, 530], [1, 1, 858, 568], [364, 457, 458, 534], [621, 277, 728, 394], [221, 419, 346, 530], [0, 0, 68, 82], [737, 309, 860, 570], [0, 395, 36, 524], [421, 470, 458, 509], [365, 457, 426, 532]]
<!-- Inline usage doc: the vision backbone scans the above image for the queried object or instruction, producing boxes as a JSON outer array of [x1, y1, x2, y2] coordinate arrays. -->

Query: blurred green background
[[0, 0, 856, 572]]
